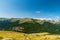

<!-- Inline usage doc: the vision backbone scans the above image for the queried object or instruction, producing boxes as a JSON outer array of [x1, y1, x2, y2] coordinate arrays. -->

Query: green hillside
[[0, 18, 60, 34], [0, 18, 60, 40]]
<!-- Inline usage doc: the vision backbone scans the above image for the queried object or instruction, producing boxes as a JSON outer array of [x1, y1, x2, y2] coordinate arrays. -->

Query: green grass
[[0, 31, 60, 40]]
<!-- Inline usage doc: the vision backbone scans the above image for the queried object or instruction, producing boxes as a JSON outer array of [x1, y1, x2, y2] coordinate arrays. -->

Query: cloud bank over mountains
[[34, 17, 60, 20]]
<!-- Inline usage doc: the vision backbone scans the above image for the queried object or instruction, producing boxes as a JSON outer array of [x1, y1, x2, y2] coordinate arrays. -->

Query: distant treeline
[[0, 18, 60, 34]]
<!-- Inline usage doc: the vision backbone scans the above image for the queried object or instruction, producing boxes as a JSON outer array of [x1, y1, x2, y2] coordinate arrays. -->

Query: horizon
[[0, 17, 59, 20]]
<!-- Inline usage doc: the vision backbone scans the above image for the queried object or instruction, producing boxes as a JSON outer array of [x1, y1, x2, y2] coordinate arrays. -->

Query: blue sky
[[0, 0, 60, 19]]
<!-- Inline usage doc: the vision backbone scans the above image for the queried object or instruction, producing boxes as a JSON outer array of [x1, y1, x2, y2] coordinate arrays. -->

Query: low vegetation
[[0, 31, 60, 40]]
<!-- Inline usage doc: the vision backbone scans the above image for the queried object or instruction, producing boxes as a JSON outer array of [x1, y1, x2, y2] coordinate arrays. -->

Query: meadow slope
[[0, 31, 60, 40]]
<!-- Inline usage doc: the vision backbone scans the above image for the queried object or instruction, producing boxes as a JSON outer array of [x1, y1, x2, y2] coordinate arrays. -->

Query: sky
[[0, 0, 60, 19]]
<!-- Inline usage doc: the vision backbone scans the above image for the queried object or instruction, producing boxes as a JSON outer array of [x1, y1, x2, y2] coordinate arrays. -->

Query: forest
[[0, 18, 60, 34]]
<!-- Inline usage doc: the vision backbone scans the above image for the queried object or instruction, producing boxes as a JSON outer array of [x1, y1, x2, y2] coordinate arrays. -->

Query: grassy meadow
[[0, 31, 60, 40]]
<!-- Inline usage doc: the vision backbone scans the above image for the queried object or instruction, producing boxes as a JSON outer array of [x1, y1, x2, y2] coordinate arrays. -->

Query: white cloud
[[55, 16, 59, 19], [33, 18, 53, 20], [35, 11, 41, 13], [54, 16, 59, 20]]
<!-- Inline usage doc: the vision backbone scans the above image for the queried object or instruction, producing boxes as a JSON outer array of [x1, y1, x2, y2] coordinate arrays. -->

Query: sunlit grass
[[0, 31, 25, 40], [0, 31, 60, 40]]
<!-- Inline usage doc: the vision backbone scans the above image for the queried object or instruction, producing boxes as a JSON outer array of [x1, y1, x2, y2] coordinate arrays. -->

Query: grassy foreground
[[0, 31, 60, 40]]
